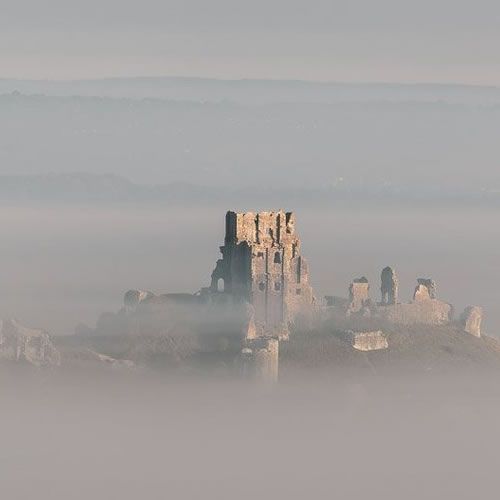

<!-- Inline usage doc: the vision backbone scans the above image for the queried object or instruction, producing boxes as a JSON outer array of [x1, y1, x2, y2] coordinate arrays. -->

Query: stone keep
[[210, 210, 314, 332]]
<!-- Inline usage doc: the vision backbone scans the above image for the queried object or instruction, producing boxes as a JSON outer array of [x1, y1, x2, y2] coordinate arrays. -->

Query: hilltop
[[281, 324, 500, 377]]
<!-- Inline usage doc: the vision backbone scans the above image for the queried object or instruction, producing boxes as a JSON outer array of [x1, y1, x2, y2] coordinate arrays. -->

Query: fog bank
[[2, 370, 500, 499]]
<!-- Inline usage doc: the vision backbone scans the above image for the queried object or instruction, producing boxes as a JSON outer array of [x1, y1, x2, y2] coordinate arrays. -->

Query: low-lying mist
[[2, 369, 500, 499]]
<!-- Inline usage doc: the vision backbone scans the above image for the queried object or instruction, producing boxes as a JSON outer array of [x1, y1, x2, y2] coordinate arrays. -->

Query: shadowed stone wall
[[381, 267, 398, 305]]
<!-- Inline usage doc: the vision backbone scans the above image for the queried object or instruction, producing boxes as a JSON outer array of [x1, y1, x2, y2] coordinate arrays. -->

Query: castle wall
[[376, 299, 452, 326], [348, 278, 370, 313], [460, 306, 483, 338]]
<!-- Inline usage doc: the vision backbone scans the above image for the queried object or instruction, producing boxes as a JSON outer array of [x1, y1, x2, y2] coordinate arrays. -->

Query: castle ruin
[[331, 271, 453, 327], [117, 209, 483, 344], [92, 208, 486, 381], [209, 210, 315, 336]]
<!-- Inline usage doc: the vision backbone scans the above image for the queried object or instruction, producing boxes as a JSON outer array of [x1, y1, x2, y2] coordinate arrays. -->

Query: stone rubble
[[0, 318, 61, 367], [344, 330, 389, 352]]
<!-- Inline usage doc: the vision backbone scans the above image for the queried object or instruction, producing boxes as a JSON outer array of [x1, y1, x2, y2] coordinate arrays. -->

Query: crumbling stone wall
[[348, 277, 370, 314], [210, 210, 315, 335], [240, 338, 279, 382], [460, 306, 483, 338], [376, 274, 452, 326], [344, 330, 388, 351], [381, 267, 398, 305], [413, 283, 431, 302], [416, 278, 437, 300], [377, 300, 452, 326]]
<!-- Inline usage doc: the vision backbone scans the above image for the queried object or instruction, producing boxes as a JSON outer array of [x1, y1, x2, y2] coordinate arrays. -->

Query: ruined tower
[[381, 267, 398, 305], [348, 277, 370, 313], [210, 210, 314, 333]]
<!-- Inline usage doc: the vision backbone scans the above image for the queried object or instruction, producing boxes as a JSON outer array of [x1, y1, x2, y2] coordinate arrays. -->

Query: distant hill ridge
[[1, 173, 500, 205], [1, 91, 499, 190], [2, 77, 500, 104]]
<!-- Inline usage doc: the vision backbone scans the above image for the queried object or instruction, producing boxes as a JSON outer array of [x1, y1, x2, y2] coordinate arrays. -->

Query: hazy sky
[[2, 0, 500, 84]]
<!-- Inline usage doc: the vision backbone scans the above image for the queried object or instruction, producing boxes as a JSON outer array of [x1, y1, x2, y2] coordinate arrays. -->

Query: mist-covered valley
[[2, 78, 500, 500]]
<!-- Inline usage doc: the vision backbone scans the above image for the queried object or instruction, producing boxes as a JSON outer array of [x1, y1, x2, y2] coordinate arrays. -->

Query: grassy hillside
[[281, 324, 500, 377]]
